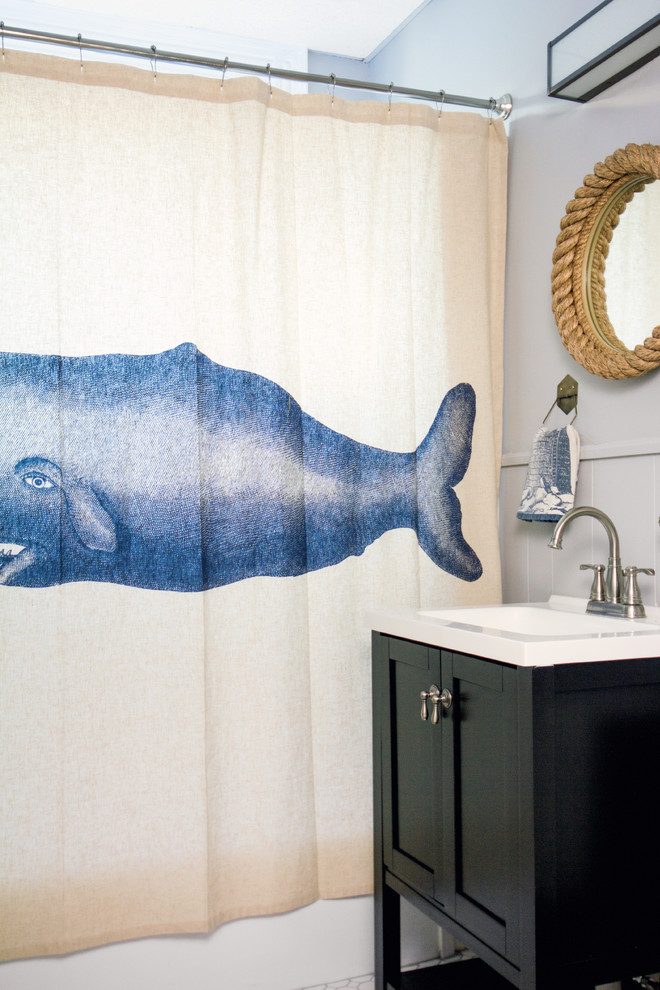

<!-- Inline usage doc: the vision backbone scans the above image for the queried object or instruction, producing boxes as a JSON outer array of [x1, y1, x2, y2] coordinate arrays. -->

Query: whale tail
[[415, 383, 482, 582]]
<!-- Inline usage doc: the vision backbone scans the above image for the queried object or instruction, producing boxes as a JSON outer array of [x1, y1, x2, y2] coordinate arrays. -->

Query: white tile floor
[[296, 958, 445, 990], [297, 977, 375, 990]]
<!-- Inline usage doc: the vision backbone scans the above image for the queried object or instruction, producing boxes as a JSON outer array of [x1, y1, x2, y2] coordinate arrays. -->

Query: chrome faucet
[[549, 506, 654, 618]]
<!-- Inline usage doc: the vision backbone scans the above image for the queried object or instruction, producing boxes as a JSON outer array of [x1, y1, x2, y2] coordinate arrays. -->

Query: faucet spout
[[549, 506, 622, 603]]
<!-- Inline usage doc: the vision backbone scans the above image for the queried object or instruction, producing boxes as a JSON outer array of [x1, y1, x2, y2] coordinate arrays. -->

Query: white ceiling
[[17, 0, 432, 59]]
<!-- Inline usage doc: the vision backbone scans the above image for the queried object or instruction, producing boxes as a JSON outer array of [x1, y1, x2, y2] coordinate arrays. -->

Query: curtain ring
[[437, 89, 445, 118], [78, 33, 84, 72], [330, 72, 336, 106], [221, 56, 228, 91], [488, 96, 496, 124], [150, 44, 158, 81], [267, 62, 272, 97], [1, 21, 6, 62], [388, 82, 393, 113]]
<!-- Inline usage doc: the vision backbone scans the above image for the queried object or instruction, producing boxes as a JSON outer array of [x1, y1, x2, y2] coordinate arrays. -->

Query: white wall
[[370, 0, 660, 608]]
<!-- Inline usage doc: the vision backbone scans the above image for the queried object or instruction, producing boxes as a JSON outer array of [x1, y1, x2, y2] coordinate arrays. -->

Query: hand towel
[[517, 423, 580, 522]]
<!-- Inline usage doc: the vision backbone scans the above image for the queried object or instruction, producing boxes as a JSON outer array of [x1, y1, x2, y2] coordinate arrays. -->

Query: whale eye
[[22, 472, 57, 491]]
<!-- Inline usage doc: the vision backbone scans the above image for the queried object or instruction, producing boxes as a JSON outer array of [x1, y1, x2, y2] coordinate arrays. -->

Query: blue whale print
[[0, 344, 481, 590]]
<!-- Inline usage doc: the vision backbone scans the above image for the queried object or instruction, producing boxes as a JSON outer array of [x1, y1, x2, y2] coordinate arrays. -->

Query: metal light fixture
[[548, 0, 660, 103]]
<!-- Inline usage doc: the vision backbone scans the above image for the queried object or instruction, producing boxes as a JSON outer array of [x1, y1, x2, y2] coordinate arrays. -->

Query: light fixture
[[548, 0, 660, 103]]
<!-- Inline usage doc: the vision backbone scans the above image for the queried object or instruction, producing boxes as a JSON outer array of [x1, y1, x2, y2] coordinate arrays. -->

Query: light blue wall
[[368, 0, 660, 606]]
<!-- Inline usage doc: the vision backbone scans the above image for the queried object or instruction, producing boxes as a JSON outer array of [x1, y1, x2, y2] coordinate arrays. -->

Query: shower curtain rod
[[0, 23, 513, 119]]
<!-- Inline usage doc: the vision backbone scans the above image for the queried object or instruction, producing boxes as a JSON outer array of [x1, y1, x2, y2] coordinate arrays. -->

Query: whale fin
[[62, 478, 118, 553], [13, 457, 118, 554], [415, 383, 482, 582]]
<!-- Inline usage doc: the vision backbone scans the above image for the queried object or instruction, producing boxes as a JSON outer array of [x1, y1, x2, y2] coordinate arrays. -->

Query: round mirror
[[551, 143, 660, 379]]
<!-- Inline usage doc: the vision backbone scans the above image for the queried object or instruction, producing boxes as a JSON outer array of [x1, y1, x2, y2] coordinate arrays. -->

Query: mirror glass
[[604, 179, 660, 349]]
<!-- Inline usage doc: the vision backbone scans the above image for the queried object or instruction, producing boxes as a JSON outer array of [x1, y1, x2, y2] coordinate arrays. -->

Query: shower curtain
[[0, 51, 507, 961]]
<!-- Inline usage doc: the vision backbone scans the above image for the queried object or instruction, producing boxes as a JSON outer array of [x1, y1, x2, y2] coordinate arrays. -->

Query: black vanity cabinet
[[372, 630, 660, 990]]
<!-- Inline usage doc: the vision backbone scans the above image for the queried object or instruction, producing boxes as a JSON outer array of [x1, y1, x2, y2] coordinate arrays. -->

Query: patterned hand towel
[[517, 423, 580, 522]]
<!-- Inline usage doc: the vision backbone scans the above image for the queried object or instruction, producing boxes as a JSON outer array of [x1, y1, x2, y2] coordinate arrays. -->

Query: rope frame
[[551, 143, 660, 379]]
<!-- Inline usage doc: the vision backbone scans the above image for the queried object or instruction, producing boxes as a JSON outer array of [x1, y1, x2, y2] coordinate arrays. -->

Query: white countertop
[[368, 596, 660, 666]]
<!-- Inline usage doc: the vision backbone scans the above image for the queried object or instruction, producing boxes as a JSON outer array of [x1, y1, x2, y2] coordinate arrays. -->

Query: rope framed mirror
[[551, 143, 660, 379]]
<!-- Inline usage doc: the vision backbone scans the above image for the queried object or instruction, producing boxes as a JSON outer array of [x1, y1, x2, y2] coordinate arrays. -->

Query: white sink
[[417, 604, 649, 638], [369, 596, 660, 666]]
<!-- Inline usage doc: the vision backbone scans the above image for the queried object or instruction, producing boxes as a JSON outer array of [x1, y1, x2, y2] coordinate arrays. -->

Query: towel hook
[[543, 374, 578, 424], [543, 401, 577, 425]]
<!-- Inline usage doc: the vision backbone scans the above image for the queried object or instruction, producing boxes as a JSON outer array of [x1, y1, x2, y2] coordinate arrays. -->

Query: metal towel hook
[[543, 400, 577, 425], [543, 374, 578, 425]]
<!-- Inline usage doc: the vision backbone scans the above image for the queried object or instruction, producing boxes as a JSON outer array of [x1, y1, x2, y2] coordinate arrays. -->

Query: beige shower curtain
[[0, 51, 507, 961]]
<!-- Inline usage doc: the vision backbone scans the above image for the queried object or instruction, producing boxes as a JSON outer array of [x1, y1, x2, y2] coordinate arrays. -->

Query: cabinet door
[[379, 635, 448, 905], [549, 660, 660, 978], [442, 651, 520, 965]]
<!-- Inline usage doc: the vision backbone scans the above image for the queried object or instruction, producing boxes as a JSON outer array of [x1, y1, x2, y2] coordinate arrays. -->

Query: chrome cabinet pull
[[421, 684, 452, 723], [430, 687, 440, 724], [430, 686, 453, 723], [421, 684, 440, 721]]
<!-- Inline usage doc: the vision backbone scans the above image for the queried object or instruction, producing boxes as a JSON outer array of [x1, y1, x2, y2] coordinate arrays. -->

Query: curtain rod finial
[[497, 93, 513, 120]]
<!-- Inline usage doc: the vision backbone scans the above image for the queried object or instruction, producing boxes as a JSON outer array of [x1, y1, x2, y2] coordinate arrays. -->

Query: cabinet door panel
[[381, 637, 443, 902], [393, 658, 437, 869], [552, 672, 660, 969], [445, 653, 520, 963]]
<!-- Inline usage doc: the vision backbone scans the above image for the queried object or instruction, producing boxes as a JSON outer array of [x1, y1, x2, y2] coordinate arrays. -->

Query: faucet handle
[[580, 563, 606, 602], [622, 566, 655, 606]]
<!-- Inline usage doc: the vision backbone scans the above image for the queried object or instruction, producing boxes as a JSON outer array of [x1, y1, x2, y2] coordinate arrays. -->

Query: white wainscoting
[[500, 445, 660, 607]]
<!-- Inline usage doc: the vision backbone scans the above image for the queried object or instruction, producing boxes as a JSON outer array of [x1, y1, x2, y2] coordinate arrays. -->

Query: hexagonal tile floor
[[296, 977, 375, 990]]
